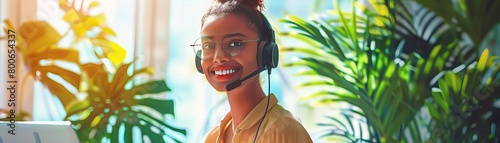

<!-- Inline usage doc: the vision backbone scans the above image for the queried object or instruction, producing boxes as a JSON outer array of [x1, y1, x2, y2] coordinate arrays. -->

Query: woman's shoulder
[[204, 124, 220, 142], [265, 104, 305, 130], [258, 104, 314, 142]]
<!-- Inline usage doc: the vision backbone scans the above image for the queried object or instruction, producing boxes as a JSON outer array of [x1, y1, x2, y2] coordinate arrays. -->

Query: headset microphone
[[226, 67, 267, 91]]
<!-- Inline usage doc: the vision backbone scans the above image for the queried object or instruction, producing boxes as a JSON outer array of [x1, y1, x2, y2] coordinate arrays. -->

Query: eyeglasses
[[191, 36, 259, 60]]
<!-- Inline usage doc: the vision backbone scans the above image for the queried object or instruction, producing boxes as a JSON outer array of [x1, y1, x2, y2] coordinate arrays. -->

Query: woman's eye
[[202, 43, 214, 50], [229, 41, 243, 47]]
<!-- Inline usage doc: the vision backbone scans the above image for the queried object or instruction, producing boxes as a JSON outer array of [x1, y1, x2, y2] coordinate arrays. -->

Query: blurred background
[[1, 0, 499, 143]]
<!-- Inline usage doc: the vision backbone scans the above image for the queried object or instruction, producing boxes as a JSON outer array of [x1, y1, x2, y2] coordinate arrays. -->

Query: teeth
[[214, 69, 237, 75]]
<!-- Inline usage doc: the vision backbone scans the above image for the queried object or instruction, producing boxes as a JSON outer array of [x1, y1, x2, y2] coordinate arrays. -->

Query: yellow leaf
[[39, 72, 77, 110], [63, 9, 80, 24], [3, 19, 26, 52], [354, 1, 368, 12], [90, 116, 101, 127], [81, 63, 110, 89], [93, 38, 126, 66], [107, 53, 126, 66], [477, 49, 489, 71], [82, 63, 105, 78], [73, 22, 88, 37], [132, 67, 155, 76], [360, 0, 389, 27], [28, 47, 79, 65], [100, 26, 117, 37], [19, 21, 61, 55], [2, 19, 15, 38], [84, 14, 106, 28], [87, 1, 100, 10], [38, 65, 81, 89], [58, 0, 70, 11]]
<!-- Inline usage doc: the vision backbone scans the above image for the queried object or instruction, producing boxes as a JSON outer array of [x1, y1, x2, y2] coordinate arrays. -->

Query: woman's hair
[[201, 0, 265, 36]]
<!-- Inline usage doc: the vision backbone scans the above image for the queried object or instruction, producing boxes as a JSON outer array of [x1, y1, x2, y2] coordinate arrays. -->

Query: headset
[[195, 11, 278, 143]]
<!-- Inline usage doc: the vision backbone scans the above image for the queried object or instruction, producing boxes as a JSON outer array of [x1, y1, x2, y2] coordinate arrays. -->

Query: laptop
[[0, 121, 79, 143]]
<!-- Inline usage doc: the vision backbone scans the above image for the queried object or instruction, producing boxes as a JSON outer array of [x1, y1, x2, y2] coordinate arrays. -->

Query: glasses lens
[[192, 38, 214, 59], [222, 37, 245, 57]]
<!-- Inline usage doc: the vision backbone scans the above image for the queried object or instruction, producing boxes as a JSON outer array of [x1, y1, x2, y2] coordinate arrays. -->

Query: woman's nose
[[213, 45, 229, 64]]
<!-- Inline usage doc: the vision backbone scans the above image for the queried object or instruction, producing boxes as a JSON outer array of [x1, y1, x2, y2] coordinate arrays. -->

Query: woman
[[192, 0, 313, 142]]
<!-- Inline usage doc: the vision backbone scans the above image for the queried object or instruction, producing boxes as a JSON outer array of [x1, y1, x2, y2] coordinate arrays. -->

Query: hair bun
[[243, 0, 264, 11], [215, 0, 265, 11]]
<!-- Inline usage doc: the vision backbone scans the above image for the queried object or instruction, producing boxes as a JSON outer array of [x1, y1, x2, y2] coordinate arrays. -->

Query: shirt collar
[[238, 94, 278, 130], [216, 94, 279, 142]]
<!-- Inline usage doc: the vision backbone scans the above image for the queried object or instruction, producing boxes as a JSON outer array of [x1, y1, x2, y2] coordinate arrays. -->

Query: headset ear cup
[[195, 51, 204, 74], [257, 41, 268, 68], [269, 43, 279, 68], [263, 43, 278, 69]]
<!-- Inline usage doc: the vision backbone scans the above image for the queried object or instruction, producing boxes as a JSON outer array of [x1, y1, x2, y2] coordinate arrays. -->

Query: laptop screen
[[0, 121, 79, 143]]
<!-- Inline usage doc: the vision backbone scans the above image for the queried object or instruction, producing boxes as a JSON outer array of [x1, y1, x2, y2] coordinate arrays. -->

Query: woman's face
[[200, 13, 260, 91]]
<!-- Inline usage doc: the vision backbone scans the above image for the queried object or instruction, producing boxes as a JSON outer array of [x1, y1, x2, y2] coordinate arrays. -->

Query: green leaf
[[477, 48, 489, 72], [301, 91, 349, 104], [137, 110, 187, 136], [425, 102, 442, 120], [282, 15, 323, 41], [281, 47, 326, 57], [129, 80, 170, 95], [136, 98, 175, 116], [124, 123, 133, 142], [137, 123, 166, 142], [431, 87, 449, 114], [296, 80, 334, 88], [110, 118, 122, 143], [65, 100, 90, 118], [318, 22, 346, 60]]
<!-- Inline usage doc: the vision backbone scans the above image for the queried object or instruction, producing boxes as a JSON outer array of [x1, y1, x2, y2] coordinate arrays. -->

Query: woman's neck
[[226, 77, 266, 129]]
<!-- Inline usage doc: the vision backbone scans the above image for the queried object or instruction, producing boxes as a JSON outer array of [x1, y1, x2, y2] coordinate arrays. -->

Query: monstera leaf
[[66, 62, 186, 143], [2, 0, 185, 142], [1, 0, 128, 111], [2, 19, 80, 110]]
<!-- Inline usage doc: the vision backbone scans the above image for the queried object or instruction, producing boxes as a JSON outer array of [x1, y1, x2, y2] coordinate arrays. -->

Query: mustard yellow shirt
[[204, 94, 313, 143]]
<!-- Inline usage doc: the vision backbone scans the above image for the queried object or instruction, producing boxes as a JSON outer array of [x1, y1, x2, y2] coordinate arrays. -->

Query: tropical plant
[[279, 0, 500, 142], [1, 0, 186, 142], [67, 62, 186, 143], [426, 49, 500, 142]]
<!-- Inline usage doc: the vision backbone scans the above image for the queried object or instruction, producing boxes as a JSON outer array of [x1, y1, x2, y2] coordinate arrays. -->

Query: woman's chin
[[209, 83, 229, 92]]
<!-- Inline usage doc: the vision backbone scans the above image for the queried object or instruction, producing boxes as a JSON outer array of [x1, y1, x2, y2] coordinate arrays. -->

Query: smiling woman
[[192, 0, 313, 142]]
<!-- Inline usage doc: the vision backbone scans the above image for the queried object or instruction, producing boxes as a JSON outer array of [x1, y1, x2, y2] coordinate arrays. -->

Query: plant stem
[[80, 0, 85, 14], [17, 73, 30, 120]]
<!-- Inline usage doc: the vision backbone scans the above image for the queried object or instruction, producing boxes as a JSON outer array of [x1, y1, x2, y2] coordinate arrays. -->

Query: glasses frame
[[191, 37, 260, 60]]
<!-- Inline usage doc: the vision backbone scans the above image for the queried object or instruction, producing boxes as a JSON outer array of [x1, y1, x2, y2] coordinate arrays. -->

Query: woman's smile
[[211, 66, 241, 81]]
